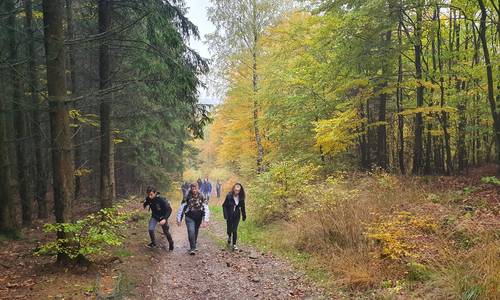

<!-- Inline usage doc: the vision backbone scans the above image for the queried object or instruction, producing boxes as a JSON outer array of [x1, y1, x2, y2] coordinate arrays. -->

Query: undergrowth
[[228, 166, 500, 299]]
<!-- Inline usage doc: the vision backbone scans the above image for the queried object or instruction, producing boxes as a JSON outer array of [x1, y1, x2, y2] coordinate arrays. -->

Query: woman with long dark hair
[[222, 183, 246, 250]]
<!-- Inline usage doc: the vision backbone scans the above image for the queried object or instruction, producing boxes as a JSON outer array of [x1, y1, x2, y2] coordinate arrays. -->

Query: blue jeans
[[148, 218, 173, 247], [185, 215, 202, 250]]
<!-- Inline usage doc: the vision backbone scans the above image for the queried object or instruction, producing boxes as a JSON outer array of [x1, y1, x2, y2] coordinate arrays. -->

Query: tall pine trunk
[[7, 0, 33, 225], [42, 0, 75, 261], [65, 0, 82, 200], [0, 0, 17, 233], [99, 0, 114, 208], [25, 0, 48, 219]]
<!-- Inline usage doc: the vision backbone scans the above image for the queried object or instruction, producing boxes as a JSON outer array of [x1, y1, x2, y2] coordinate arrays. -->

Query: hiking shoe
[[146, 242, 157, 248], [195, 248, 199, 251], [168, 244, 174, 251], [232, 245, 238, 251], [189, 250, 196, 255]]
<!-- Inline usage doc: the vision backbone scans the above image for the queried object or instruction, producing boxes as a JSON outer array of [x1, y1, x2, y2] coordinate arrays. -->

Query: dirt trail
[[136, 211, 329, 300]]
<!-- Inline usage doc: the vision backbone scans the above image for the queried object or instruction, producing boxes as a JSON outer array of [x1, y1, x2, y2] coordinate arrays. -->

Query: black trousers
[[226, 211, 241, 245]]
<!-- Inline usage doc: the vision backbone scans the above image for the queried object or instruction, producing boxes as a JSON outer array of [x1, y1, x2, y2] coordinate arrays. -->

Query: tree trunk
[[25, 0, 48, 219], [65, 0, 82, 200], [377, 30, 391, 170], [397, 20, 406, 174], [430, 7, 445, 173], [0, 0, 17, 232], [412, 2, 424, 174], [436, 4, 452, 175], [477, 0, 500, 173], [7, 0, 33, 226], [359, 104, 370, 169], [42, 0, 75, 261], [251, 0, 264, 173], [454, 13, 468, 173], [99, 0, 114, 208]]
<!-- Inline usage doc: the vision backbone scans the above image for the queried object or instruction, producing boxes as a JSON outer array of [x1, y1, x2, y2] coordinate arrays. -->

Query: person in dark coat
[[222, 183, 246, 250], [143, 186, 174, 250]]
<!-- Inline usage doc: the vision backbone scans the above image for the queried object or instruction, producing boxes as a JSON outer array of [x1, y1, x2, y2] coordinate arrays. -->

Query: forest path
[[136, 203, 329, 300]]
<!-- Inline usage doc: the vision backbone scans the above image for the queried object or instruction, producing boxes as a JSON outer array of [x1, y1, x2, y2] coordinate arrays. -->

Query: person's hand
[[159, 219, 166, 226], [242, 217, 246, 222], [202, 222, 209, 228]]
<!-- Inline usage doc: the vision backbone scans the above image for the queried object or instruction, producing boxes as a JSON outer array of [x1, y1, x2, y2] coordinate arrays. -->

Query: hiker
[[176, 183, 210, 255], [197, 178, 202, 189], [216, 180, 222, 200], [204, 178, 212, 202], [200, 178, 206, 197], [222, 183, 246, 250], [181, 181, 190, 200], [143, 186, 174, 250]]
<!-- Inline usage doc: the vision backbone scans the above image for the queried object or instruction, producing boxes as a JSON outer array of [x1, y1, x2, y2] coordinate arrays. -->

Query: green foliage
[[35, 207, 128, 260], [481, 176, 500, 186], [110, 0, 211, 189], [249, 160, 319, 223]]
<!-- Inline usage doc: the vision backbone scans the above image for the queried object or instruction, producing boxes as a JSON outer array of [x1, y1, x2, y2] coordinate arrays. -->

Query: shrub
[[249, 159, 319, 223], [481, 176, 500, 186], [366, 211, 437, 261], [35, 206, 128, 261]]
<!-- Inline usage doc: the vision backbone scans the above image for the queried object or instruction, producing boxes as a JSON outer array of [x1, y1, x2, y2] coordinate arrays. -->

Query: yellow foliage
[[366, 211, 437, 261], [74, 168, 92, 177], [314, 109, 366, 156], [69, 109, 100, 127]]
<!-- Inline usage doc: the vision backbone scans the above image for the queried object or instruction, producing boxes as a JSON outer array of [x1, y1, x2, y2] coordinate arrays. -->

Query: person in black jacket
[[222, 183, 246, 250], [143, 186, 174, 250]]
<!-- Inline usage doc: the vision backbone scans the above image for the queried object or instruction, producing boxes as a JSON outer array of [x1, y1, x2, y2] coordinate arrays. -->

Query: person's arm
[[222, 194, 229, 220], [143, 198, 150, 209], [162, 198, 172, 220], [203, 203, 210, 223], [241, 199, 246, 221], [176, 202, 186, 223]]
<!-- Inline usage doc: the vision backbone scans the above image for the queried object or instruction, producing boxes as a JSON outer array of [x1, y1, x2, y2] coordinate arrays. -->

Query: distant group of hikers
[[180, 178, 223, 202], [142, 180, 245, 255]]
